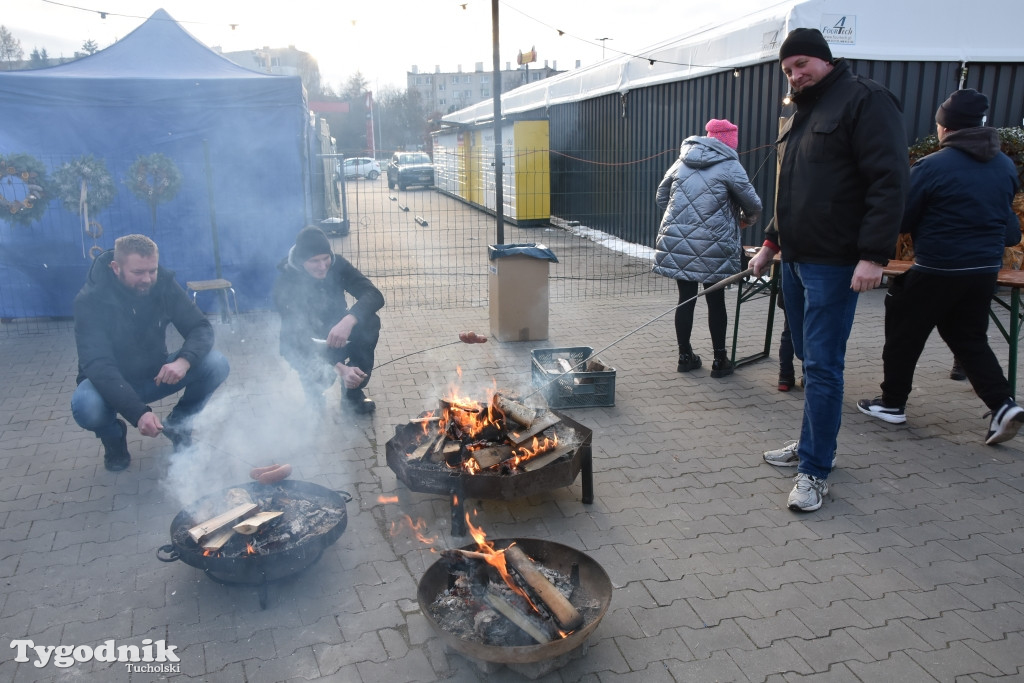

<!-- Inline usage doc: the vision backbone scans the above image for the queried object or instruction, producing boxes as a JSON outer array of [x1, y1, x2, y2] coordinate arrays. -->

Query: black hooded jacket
[[769, 59, 909, 266], [73, 250, 214, 426], [903, 126, 1021, 274], [272, 246, 384, 366]]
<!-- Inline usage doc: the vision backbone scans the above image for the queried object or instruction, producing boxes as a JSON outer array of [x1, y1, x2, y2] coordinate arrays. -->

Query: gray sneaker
[[788, 473, 829, 512], [764, 440, 838, 469], [763, 440, 799, 467]]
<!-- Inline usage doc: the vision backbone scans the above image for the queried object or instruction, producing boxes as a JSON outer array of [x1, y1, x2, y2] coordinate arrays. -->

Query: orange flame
[[389, 515, 438, 544], [378, 495, 399, 504], [464, 514, 540, 611], [246, 542, 256, 555]]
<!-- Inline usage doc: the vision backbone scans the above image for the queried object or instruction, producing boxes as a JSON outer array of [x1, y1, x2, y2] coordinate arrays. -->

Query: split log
[[200, 528, 236, 551], [468, 444, 513, 469], [428, 438, 458, 464], [410, 432, 442, 460], [483, 591, 555, 644], [509, 412, 560, 445], [556, 358, 576, 377], [520, 444, 574, 472], [494, 394, 537, 428], [188, 503, 258, 544], [232, 511, 284, 535], [503, 545, 584, 631]]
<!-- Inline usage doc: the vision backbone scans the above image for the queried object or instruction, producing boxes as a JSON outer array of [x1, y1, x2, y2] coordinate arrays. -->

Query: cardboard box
[[488, 254, 549, 341]]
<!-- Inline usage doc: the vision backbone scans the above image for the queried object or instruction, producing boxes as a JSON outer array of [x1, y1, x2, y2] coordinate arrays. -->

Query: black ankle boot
[[710, 350, 734, 378], [677, 352, 702, 372], [101, 419, 131, 471]]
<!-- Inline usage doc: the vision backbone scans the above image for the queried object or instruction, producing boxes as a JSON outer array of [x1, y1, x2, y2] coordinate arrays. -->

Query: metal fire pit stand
[[386, 410, 594, 536]]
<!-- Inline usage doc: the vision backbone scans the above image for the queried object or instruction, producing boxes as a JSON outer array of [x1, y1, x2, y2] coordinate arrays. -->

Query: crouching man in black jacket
[[273, 226, 383, 415], [71, 234, 230, 471]]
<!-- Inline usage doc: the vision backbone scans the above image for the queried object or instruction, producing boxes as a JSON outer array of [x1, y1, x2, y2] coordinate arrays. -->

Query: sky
[[3, 0, 778, 93]]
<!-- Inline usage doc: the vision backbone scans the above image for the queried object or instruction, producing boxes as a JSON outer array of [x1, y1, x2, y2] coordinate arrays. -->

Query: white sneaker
[[787, 473, 829, 512], [764, 441, 838, 469], [985, 399, 1024, 445], [763, 441, 799, 467]]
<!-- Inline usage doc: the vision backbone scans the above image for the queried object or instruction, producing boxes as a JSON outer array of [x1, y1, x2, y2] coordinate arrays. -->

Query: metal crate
[[531, 346, 616, 409]]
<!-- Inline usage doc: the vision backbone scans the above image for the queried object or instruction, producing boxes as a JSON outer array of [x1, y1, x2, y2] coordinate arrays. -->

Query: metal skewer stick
[[522, 267, 756, 402]]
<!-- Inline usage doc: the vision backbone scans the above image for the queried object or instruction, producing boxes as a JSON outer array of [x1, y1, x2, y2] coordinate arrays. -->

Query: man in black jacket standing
[[71, 234, 230, 471], [749, 28, 909, 511], [273, 226, 383, 414], [858, 89, 1023, 444]]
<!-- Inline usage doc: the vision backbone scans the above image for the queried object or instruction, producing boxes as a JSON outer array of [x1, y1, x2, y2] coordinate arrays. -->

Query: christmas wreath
[[53, 155, 118, 258], [53, 155, 117, 214], [0, 153, 50, 226], [126, 153, 182, 226]]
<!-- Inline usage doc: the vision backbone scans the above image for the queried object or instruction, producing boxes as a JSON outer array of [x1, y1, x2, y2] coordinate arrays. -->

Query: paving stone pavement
[[2, 286, 1023, 682]]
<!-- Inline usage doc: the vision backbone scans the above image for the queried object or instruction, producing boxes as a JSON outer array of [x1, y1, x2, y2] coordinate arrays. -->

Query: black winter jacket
[[904, 126, 1021, 275], [769, 60, 909, 266], [73, 250, 215, 426], [272, 247, 384, 366]]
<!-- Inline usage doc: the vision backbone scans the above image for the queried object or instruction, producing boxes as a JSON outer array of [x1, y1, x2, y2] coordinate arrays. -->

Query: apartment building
[[408, 61, 565, 115]]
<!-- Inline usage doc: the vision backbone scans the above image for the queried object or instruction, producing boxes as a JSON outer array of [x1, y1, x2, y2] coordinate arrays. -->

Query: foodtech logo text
[[10, 638, 181, 671]]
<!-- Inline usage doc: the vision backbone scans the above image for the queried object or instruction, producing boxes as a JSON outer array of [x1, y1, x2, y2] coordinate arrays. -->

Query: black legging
[[676, 280, 727, 352]]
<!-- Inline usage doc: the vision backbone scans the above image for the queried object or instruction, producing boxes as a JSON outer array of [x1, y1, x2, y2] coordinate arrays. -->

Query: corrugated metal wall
[[547, 59, 1024, 249]]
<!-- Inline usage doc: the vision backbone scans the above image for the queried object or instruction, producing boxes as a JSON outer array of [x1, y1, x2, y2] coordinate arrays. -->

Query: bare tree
[[0, 26, 24, 70], [81, 39, 99, 55]]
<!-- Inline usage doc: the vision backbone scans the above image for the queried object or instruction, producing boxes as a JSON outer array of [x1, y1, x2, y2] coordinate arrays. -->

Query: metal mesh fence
[[1, 147, 681, 336]]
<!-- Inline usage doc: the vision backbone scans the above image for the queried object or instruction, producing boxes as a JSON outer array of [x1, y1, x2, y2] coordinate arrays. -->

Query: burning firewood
[[200, 527, 236, 552], [503, 545, 584, 631], [508, 412, 560, 445], [466, 444, 513, 469], [483, 591, 557, 643], [232, 511, 284, 535], [520, 444, 574, 472], [494, 394, 537, 428], [188, 503, 258, 544], [411, 432, 442, 461]]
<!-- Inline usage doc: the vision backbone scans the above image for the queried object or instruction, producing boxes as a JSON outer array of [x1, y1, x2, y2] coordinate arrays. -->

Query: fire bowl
[[157, 479, 350, 606], [417, 538, 612, 668]]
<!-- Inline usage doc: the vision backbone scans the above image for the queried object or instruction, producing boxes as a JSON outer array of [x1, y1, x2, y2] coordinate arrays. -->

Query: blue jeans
[[71, 351, 230, 439], [782, 262, 859, 479]]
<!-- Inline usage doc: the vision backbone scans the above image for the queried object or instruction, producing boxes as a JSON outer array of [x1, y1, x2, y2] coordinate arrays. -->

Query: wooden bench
[[731, 255, 1024, 394], [186, 279, 239, 323]]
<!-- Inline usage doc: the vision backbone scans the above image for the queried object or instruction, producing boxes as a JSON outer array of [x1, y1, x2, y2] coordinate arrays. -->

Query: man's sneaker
[[344, 388, 376, 415], [101, 419, 131, 471], [764, 440, 838, 469], [857, 397, 906, 424], [984, 398, 1024, 445], [950, 357, 967, 381], [163, 422, 193, 452], [788, 473, 828, 512], [764, 441, 799, 467]]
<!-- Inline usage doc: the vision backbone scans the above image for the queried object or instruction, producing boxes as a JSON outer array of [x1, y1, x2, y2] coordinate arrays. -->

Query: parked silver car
[[341, 157, 381, 180]]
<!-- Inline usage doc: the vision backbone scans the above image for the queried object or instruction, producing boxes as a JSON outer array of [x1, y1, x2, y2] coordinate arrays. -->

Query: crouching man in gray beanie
[[273, 226, 383, 414]]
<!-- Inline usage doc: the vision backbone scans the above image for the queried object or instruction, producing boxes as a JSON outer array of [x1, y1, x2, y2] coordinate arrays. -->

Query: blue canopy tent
[[0, 9, 310, 318]]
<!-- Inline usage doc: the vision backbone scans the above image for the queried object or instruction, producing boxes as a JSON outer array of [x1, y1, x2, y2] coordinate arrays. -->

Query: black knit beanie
[[935, 89, 988, 130], [293, 226, 333, 262], [779, 28, 833, 63]]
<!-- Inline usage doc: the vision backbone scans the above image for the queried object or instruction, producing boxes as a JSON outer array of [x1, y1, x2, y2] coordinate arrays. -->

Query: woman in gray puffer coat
[[654, 118, 763, 378]]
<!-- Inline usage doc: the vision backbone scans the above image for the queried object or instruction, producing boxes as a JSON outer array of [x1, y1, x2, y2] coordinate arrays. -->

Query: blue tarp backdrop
[[0, 9, 311, 318]]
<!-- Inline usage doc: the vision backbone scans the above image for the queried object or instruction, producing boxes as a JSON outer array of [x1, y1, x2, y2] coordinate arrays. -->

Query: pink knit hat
[[705, 119, 738, 150]]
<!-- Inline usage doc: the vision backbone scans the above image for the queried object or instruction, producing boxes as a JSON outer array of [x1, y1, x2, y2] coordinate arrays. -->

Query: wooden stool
[[186, 279, 239, 322]]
